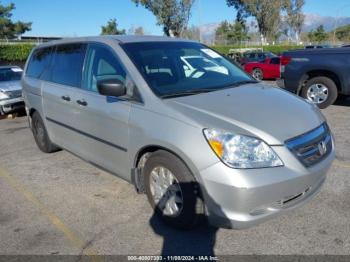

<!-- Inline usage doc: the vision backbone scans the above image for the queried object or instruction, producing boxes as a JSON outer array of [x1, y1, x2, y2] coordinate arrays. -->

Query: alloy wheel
[[252, 69, 263, 81], [306, 83, 329, 104]]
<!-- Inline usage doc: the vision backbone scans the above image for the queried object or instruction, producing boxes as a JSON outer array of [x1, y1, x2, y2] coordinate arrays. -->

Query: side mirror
[[97, 78, 126, 97]]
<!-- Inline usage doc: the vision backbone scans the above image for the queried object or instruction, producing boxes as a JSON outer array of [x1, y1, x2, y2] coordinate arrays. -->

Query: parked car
[[0, 66, 24, 115], [244, 57, 280, 81], [227, 48, 263, 64], [278, 47, 350, 108], [239, 51, 277, 65], [22, 36, 335, 229]]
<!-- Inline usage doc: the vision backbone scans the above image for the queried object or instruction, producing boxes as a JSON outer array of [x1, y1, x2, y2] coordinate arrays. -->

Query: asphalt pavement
[[0, 89, 349, 257]]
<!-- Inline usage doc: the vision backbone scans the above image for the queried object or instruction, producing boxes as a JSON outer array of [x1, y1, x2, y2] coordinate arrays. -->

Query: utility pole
[[198, 0, 202, 43]]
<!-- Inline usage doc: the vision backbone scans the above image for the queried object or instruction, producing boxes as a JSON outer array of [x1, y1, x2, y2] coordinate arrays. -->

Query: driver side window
[[82, 44, 127, 93]]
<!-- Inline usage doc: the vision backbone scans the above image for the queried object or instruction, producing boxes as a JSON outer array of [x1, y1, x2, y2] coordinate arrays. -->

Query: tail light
[[280, 56, 292, 66], [280, 56, 292, 76]]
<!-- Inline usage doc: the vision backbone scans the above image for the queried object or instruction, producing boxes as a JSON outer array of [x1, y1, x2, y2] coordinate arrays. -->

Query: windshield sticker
[[201, 49, 222, 58], [11, 68, 23, 72]]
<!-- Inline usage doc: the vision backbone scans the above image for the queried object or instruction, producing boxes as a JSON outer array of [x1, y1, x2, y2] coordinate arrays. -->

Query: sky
[[4, 0, 350, 37]]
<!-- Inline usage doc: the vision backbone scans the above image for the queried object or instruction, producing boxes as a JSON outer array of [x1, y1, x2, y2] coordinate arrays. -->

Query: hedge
[[0, 43, 303, 62], [211, 45, 302, 55], [0, 44, 35, 62]]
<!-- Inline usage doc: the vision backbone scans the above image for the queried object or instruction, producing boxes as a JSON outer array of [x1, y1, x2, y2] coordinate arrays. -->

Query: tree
[[181, 25, 200, 41], [131, 0, 195, 37], [215, 20, 248, 44], [100, 19, 126, 35], [128, 26, 145, 35], [308, 25, 328, 43], [284, 0, 305, 42], [215, 21, 232, 42], [134, 26, 145, 35], [226, 0, 284, 44], [0, 1, 31, 39], [334, 24, 350, 42]]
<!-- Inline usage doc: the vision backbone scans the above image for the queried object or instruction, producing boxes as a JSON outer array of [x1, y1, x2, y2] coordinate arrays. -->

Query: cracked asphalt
[[0, 86, 349, 257]]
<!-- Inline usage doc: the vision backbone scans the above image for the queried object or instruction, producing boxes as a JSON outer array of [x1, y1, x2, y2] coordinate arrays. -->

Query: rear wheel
[[144, 150, 201, 229], [31, 112, 60, 153], [252, 68, 263, 81], [301, 76, 338, 109]]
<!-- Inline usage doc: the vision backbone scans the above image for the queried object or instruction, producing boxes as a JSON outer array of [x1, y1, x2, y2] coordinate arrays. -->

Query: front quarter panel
[[128, 104, 220, 182]]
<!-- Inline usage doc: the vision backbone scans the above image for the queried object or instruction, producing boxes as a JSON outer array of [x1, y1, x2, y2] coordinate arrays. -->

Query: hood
[[165, 84, 325, 145], [0, 80, 22, 92]]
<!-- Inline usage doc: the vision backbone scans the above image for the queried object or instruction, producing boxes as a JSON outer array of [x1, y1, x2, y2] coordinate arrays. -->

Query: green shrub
[[0, 44, 35, 62], [0, 43, 304, 62], [211, 45, 302, 55]]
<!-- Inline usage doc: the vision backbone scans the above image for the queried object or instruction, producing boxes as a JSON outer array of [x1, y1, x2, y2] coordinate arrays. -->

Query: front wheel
[[301, 76, 338, 109], [144, 150, 201, 229]]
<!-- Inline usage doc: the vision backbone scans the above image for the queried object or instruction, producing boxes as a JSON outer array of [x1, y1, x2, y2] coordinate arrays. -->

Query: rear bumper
[[198, 141, 335, 229], [0, 97, 24, 114]]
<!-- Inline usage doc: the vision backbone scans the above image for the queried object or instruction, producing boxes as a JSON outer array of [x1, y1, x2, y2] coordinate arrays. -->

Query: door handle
[[76, 99, 88, 106], [61, 95, 71, 101]]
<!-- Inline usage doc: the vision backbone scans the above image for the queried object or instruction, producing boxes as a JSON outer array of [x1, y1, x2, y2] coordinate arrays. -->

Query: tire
[[252, 68, 263, 81], [31, 112, 60, 153], [301, 76, 338, 109], [144, 150, 201, 229]]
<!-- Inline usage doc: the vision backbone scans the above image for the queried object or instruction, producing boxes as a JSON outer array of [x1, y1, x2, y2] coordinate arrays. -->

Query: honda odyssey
[[22, 36, 335, 229]]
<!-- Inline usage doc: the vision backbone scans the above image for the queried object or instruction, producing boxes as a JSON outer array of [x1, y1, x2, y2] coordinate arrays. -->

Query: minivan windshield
[[0, 67, 22, 82], [121, 41, 255, 98]]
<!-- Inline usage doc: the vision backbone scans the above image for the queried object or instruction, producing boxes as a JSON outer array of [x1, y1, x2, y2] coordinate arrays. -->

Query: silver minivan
[[22, 36, 335, 229]]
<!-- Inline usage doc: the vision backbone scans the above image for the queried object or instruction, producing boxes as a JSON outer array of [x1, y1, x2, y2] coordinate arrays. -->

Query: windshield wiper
[[230, 80, 258, 86], [160, 80, 258, 99], [160, 89, 217, 99]]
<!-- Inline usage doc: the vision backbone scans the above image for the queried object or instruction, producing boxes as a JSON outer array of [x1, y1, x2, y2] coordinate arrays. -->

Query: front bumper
[[0, 97, 25, 114], [199, 142, 335, 229]]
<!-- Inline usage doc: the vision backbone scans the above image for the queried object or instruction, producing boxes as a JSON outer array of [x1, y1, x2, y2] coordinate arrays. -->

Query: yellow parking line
[[0, 167, 102, 261]]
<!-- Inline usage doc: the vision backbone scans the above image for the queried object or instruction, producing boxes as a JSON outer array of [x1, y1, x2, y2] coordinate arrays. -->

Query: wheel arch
[[29, 107, 37, 117], [298, 69, 342, 95], [133, 144, 205, 207], [134, 145, 197, 176]]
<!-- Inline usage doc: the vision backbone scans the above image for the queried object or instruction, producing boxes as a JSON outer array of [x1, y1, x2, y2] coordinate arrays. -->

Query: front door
[[69, 43, 132, 178], [269, 57, 281, 79]]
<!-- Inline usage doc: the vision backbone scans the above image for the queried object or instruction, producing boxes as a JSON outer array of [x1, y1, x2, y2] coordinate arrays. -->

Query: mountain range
[[198, 13, 350, 43]]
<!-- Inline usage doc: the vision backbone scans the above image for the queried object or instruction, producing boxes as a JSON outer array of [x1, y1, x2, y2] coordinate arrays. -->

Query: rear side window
[[26, 47, 53, 79], [51, 44, 86, 87]]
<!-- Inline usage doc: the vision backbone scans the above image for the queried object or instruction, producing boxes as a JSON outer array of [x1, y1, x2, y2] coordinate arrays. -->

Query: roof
[[0, 65, 21, 69], [112, 35, 195, 43], [34, 35, 196, 49]]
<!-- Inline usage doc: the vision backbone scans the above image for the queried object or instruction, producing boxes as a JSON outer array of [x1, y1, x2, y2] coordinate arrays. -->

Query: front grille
[[285, 123, 332, 167]]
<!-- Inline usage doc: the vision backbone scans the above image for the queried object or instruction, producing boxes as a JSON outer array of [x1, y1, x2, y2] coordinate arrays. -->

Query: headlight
[[0, 92, 9, 101], [203, 129, 283, 169]]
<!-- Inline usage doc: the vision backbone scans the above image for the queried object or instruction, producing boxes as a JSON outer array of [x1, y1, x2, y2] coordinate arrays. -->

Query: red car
[[244, 57, 280, 81]]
